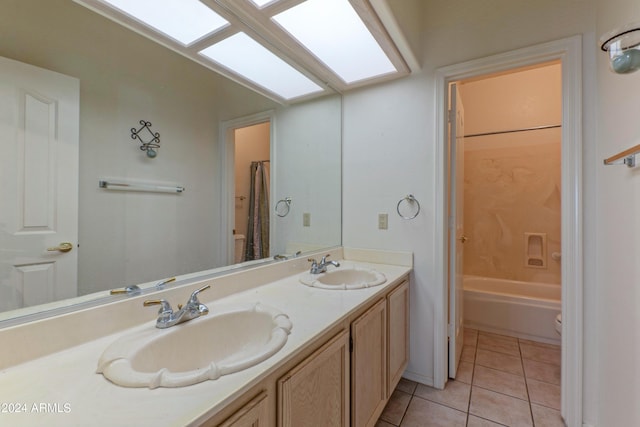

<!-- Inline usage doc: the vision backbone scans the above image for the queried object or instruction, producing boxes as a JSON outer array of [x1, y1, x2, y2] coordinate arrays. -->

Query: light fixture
[[272, 0, 397, 84], [601, 23, 640, 74], [99, 0, 228, 46], [199, 32, 324, 100]]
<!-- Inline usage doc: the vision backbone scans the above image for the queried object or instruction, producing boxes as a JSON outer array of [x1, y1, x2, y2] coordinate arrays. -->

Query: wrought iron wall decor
[[131, 120, 161, 158]]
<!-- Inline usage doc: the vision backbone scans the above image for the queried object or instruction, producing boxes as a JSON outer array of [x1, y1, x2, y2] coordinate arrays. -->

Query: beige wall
[[460, 64, 562, 284]]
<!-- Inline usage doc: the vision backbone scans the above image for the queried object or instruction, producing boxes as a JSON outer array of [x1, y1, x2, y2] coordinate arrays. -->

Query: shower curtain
[[244, 161, 270, 261]]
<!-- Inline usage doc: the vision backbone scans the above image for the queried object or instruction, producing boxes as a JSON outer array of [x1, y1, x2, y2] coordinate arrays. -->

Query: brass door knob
[[47, 242, 74, 253]]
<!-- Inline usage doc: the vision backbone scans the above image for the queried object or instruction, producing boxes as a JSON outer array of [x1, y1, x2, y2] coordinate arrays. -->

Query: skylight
[[272, 0, 397, 84], [199, 32, 324, 100], [100, 0, 228, 46]]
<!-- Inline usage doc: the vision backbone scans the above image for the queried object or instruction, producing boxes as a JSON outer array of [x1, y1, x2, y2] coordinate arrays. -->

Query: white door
[[448, 83, 466, 378], [0, 56, 79, 311]]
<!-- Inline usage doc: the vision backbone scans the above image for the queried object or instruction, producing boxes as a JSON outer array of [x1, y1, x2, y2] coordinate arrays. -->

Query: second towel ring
[[397, 194, 421, 220], [275, 197, 292, 217]]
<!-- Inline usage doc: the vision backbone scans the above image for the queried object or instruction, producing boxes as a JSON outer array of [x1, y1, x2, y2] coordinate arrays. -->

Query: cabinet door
[[351, 299, 387, 427], [387, 280, 410, 395], [218, 392, 269, 427], [278, 330, 350, 427]]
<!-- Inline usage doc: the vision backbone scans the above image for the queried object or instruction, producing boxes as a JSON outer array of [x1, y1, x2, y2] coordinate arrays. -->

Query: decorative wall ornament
[[131, 120, 160, 158]]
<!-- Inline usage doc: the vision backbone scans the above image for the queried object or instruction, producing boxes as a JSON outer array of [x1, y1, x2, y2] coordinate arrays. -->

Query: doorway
[[220, 111, 275, 267], [234, 122, 271, 263], [434, 36, 583, 427]]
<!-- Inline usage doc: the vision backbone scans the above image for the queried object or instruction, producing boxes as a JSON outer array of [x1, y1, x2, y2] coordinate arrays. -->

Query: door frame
[[433, 35, 583, 426], [219, 110, 275, 265]]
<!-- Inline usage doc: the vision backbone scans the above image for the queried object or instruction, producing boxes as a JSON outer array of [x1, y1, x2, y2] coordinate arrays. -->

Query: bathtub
[[463, 275, 561, 345]]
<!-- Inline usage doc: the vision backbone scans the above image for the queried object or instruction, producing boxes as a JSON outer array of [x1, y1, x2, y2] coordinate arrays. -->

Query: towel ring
[[397, 194, 421, 220], [275, 197, 292, 217]]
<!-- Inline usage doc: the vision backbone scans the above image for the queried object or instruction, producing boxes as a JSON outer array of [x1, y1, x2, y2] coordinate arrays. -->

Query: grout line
[[518, 338, 536, 426]]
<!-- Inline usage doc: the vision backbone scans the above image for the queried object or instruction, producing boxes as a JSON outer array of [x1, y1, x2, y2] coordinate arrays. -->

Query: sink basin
[[97, 302, 292, 388], [300, 267, 386, 290]]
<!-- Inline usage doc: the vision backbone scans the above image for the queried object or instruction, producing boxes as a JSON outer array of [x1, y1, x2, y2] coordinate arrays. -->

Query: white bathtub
[[463, 275, 561, 345]]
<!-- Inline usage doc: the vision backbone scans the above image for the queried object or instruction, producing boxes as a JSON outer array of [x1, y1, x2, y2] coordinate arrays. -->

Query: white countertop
[[0, 256, 411, 427]]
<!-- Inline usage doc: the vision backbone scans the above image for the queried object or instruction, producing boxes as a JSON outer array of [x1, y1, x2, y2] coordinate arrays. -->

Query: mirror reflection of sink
[[300, 267, 386, 290], [97, 302, 292, 388]]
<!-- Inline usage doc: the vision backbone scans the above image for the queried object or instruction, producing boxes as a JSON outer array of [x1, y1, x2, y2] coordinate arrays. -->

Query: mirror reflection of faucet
[[273, 251, 302, 261], [308, 254, 340, 274], [144, 285, 210, 329]]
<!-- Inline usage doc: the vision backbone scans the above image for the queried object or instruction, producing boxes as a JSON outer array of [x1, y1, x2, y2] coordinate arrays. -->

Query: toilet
[[234, 234, 245, 264], [555, 313, 562, 335]]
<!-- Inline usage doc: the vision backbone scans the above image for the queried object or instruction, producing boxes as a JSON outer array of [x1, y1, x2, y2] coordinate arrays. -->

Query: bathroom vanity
[[0, 248, 411, 427]]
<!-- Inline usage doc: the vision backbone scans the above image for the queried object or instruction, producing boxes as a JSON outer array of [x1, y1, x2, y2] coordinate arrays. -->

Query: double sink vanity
[[0, 247, 412, 426]]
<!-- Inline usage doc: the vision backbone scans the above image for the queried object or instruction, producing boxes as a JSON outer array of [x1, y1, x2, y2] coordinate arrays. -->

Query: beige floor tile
[[531, 403, 565, 427], [479, 330, 518, 343], [473, 365, 528, 400], [523, 358, 561, 385], [400, 397, 467, 427], [475, 349, 524, 376], [376, 420, 397, 427], [414, 381, 471, 412], [519, 342, 561, 366], [380, 390, 412, 425], [467, 415, 505, 426], [469, 386, 532, 427], [464, 328, 479, 347], [527, 378, 561, 410], [455, 361, 474, 384], [396, 377, 418, 395], [518, 338, 561, 350], [478, 334, 521, 357], [462, 345, 477, 363]]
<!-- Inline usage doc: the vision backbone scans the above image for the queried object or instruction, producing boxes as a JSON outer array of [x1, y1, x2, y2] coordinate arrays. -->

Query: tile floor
[[376, 328, 563, 427]]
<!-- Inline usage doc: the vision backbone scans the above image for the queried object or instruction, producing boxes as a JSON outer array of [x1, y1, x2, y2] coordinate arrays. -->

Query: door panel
[[0, 56, 79, 311], [448, 83, 465, 378]]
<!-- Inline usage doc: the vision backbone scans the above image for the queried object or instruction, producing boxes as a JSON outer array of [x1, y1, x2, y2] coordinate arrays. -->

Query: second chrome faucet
[[144, 284, 210, 329]]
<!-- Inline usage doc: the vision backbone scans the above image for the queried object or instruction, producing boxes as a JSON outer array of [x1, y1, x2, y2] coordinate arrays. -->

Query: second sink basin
[[97, 302, 292, 388], [300, 266, 386, 290]]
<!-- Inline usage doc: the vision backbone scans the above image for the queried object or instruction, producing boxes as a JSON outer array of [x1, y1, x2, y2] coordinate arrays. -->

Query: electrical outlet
[[303, 212, 311, 227], [378, 213, 388, 230]]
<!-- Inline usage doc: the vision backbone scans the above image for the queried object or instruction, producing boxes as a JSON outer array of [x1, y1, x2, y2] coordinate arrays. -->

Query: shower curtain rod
[[464, 124, 561, 139]]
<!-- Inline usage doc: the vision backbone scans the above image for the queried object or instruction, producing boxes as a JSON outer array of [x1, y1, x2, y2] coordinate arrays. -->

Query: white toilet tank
[[234, 234, 245, 264]]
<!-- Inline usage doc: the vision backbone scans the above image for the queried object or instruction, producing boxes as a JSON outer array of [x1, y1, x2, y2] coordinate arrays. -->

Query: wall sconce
[[601, 23, 640, 74], [131, 120, 160, 158]]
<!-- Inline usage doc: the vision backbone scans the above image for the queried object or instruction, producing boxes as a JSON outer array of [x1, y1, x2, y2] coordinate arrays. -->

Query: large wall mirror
[[0, 0, 342, 324]]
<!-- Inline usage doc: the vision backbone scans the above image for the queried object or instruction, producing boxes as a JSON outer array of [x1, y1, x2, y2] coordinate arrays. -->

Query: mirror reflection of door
[[233, 122, 271, 263], [0, 56, 79, 311]]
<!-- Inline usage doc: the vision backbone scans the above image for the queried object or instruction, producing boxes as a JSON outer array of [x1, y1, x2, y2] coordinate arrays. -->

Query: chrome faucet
[[144, 285, 210, 329], [308, 254, 340, 274]]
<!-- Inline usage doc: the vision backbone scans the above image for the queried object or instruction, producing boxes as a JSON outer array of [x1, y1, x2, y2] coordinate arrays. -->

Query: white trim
[[433, 35, 583, 427], [219, 110, 275, 266]]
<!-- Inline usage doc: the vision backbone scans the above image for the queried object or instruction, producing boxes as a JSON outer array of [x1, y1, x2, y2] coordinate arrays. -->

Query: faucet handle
[[143, 299, 173, 313], [188, 284, 211, 304], [320, 254, 331, 263], [307, 258, 317, 265]]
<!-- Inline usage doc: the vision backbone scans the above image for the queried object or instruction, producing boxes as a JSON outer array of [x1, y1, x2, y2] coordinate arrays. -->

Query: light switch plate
[[378, 213, 388, 230], [303, 212, 311, 227]]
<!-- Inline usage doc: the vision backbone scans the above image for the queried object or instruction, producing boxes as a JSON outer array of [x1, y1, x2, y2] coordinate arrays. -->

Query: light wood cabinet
[[351, 299, 387, 427], [277, 330, 350, 427], [217, 392, 269, 427], [387, 280, 410, 396]]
